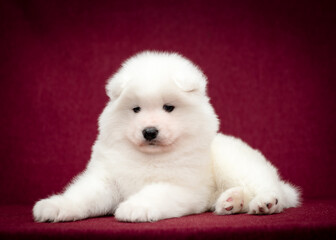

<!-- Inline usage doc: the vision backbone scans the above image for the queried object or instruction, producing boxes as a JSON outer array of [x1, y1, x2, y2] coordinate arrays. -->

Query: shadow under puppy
[[33, 51, 300, 222]]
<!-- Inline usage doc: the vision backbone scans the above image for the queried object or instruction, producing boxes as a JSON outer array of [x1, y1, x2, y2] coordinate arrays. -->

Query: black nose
[[142, 127, 159, 141]]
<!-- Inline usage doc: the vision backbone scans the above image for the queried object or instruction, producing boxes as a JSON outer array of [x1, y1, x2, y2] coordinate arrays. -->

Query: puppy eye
[[132, 106, 141, 113], [163, 104, 175, 113]]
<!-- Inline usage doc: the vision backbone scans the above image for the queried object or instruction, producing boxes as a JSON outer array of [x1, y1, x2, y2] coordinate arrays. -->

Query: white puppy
[[33, 51, 300, 222]]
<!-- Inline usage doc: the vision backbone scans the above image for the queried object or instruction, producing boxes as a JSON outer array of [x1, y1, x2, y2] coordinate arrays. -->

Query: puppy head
[[101, 51, 218, 154]]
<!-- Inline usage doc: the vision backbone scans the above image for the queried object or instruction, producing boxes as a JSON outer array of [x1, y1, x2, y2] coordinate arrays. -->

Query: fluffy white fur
[[33, 51, 300, 222]]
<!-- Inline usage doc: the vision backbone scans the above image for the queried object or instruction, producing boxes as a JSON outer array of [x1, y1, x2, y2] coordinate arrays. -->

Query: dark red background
[[1, 0, 335, 206]]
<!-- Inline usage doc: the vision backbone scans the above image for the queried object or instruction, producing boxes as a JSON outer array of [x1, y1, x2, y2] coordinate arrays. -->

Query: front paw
[[33, 198, 60, 222], [33, 196, 81, 222], [115, 200, 161, 222]]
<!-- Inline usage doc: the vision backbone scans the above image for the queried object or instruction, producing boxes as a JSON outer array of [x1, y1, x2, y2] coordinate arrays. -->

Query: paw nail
[[226, 197, 233, 202], [275, 199, 278, 205], [225, 206, 233, 211], [267, 203, 273, 209]]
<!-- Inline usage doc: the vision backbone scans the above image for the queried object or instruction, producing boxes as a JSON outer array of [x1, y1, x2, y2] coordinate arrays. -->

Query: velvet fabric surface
[[0, 0, 335, 239], [1, 200, 336, 240]]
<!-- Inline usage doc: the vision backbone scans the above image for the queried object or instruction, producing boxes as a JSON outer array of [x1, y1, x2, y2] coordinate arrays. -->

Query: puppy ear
[[105, 72, 129, 101], [173, 73, 207, 95]]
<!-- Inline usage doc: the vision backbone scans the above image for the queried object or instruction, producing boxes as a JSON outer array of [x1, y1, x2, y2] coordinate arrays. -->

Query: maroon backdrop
[[0, 0, 335, 205]]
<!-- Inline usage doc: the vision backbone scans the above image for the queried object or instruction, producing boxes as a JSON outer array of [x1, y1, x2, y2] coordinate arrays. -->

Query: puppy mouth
[[135, 130, 175, 152], [138, 139, 173, 152], [141, 140, 160, 146]]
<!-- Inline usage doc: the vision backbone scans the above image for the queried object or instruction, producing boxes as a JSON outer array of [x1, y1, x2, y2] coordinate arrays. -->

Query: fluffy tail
[[281, 181, 301, 208]]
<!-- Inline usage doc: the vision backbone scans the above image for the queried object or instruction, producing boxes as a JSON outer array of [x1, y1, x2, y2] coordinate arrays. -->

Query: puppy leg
[[212, 134, 300, 215], [33, 168, 120, 222], [115, 183, 207, 222]]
